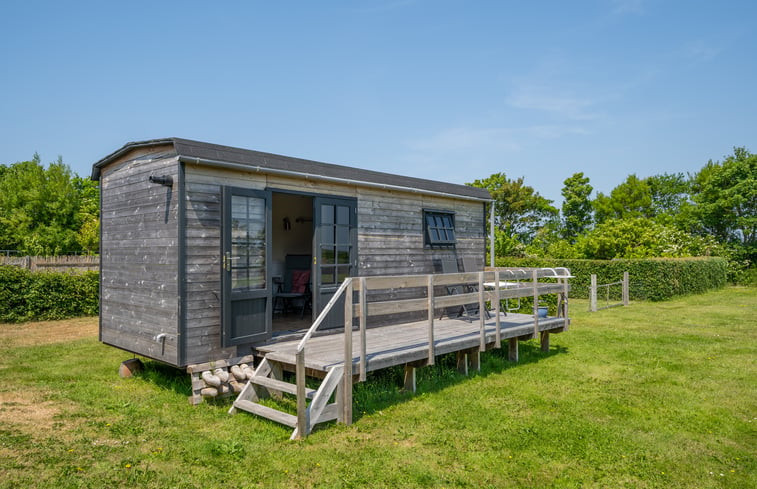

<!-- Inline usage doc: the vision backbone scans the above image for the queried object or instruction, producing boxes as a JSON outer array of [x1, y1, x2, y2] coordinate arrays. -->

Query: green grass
[[1, 287, 755, 488]]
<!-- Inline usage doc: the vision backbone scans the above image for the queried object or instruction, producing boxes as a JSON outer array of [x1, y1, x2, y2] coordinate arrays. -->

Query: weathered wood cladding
[[99, 152, 180, 365], [97, 142, 487, 368], [180, 166, 486, 365]]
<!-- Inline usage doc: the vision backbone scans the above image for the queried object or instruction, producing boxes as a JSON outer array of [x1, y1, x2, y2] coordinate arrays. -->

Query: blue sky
[[1, 0, 755, 205]]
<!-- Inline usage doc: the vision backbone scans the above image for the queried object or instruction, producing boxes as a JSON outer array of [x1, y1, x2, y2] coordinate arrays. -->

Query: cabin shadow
[[350, 340, 569, 423], [136, 360, 193, 397]]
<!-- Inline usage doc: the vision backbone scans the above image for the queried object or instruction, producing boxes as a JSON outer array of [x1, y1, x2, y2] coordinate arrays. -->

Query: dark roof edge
[[90, 138, 175, 180], [91, 138, 492, 201]]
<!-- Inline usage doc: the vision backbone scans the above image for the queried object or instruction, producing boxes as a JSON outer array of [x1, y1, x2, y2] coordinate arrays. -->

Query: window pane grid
[[424, 210, 456, 246]]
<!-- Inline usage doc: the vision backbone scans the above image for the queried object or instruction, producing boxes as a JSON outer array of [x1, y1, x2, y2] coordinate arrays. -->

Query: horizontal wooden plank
[[232, 400, 298, 428], [361, 274, 429, 290], [363, 297, 429, 317], [434, 292, 480, 308]]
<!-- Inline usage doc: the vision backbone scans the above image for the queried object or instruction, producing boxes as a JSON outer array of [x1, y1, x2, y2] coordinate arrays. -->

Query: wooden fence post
[[590, 274, 598, 312], [622, 271, 629, 306]]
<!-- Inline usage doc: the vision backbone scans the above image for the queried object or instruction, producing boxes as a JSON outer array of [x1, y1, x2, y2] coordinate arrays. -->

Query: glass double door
[[221, 188, 357, 346]]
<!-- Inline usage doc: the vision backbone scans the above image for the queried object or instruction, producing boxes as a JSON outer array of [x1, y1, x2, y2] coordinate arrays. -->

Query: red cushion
[[291, 270, 310, 293]]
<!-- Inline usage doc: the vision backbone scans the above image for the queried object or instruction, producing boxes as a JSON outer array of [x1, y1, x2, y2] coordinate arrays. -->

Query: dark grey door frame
[[221, 186, 272, 346]]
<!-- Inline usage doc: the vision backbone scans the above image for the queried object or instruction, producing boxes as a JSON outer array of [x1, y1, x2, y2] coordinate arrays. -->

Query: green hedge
[[0, 266, 99, 322], [495, 256, 728, 302]]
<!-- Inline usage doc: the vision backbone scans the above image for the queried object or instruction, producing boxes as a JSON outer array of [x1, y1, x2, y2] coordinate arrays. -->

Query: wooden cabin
[[91, 138, 492, 368]]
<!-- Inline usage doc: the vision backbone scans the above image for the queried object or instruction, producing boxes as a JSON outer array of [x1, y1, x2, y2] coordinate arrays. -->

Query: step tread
[[233, 400, 298, 428], [249, 376, 316, 399]]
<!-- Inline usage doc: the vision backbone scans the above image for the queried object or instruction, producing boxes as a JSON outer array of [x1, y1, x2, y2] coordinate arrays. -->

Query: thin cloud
[[611, 0, 645, 15], [505, 86, 601, 121]]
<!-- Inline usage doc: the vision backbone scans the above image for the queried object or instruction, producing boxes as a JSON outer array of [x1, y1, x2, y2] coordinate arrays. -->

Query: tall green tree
[[690, 147, 756, 249], [647, 172, 691, 218], [593, 174, 653, 224], [0, 155, 97, 255], [468, 173, 558, 256], [560, 172, 593, 241]]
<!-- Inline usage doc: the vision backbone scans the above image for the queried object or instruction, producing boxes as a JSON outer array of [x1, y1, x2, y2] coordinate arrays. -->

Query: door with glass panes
[[314, 196, 357, 329], [221, 187, 271, 346]]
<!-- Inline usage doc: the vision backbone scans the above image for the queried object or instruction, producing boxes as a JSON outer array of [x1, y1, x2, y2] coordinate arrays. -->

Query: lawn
[[0, 287, 754, 488]]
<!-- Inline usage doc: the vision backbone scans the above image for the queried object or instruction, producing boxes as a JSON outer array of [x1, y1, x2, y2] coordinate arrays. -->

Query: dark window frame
[[423, 209, 456, 247]]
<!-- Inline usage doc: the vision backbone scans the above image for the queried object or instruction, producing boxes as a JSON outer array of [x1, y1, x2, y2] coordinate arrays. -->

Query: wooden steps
[[229, 356, 343, 439]]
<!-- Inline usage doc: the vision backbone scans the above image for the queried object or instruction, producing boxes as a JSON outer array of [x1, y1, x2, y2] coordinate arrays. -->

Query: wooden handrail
[[296, 278, 353, 353]]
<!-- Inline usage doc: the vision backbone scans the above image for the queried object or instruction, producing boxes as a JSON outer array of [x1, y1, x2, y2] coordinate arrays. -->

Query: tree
[[468, 173, 558, 255], [593, 174, 653, 224], [690, 147, 756, 248], [646, 172, 691, 218], [0, 155, 96, 255], [560, 172, 593, 241]]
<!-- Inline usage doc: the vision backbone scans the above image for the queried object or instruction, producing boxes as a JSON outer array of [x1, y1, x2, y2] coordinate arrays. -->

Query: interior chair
[[273, 254, 312, 320]]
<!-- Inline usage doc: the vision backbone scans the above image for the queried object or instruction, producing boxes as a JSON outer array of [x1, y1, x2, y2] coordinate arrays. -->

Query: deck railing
[[294, 267, 572, 438]]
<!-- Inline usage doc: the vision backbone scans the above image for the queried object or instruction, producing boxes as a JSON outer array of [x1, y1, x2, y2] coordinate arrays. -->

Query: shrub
[[495, 256, 727, 301], [0, 266, 99, 322]]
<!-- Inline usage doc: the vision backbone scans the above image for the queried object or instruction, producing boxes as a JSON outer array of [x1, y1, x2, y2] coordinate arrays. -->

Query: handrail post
[[342, 279, 354, 425], [494, 270, 501, 349], [532, 269, 539, 338], [359, 277, 367, 382], [478, 271, 486, 351], [590, 274, 598, 312], [562, 273, 570, 330], [427, 274, 435, 365], [622, 271, 629, 306], [295, 349, 307, 438]]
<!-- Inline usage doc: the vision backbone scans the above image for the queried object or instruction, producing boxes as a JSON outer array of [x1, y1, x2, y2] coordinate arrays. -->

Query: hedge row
[[0, 265, 99, 323], [495, 256, 728, 302]]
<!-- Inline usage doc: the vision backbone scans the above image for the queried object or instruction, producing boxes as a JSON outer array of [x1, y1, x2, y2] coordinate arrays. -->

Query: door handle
[[223, 252, 240, 271]]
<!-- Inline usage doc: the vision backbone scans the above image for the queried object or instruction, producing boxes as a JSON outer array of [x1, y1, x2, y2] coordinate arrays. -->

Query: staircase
[[229, 357, 344, 440]]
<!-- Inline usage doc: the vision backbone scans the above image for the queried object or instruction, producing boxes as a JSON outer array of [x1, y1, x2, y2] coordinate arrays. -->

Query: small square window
[[424, 210, 456, 247]]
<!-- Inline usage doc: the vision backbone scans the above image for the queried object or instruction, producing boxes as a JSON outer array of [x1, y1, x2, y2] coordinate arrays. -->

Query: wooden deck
[[257, 312, 567, 373], [229, 268, 572, 438]]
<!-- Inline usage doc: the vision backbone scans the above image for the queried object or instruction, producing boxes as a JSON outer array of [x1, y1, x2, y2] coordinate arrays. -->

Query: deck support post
[[456, 351, 468, 375], [508, 338, 519, 363], [269, 361, 284, 399], [540, 331, 550, 352], [403, 364, 416, 393], [470, 348, 481, 372], [341, 279, 354, 425]]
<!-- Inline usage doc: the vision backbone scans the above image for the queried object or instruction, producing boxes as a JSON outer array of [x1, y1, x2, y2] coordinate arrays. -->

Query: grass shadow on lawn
[[351, 339, 569, 422], [134, 360, 192, 397]]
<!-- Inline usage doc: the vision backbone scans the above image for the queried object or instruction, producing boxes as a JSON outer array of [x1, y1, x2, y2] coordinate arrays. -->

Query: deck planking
[[255, 312, 567, 373]]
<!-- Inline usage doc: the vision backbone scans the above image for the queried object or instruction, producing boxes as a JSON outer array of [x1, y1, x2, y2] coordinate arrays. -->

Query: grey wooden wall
[[99, 153, 180, 365]]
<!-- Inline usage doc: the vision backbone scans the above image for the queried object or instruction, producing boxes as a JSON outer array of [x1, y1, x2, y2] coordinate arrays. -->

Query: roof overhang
[[91, 138, 493, 202]]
